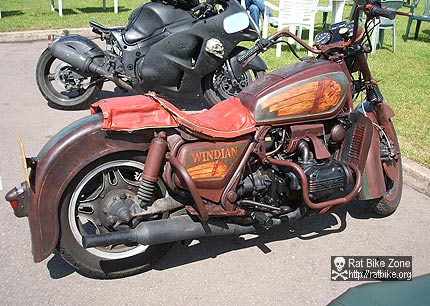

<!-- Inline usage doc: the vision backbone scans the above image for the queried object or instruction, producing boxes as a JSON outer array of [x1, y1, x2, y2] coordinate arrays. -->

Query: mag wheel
[[203, 63, 264, 106], [36, 49, 103, 110], [370, 120, 403, 216], [58, 153, 173, 279]]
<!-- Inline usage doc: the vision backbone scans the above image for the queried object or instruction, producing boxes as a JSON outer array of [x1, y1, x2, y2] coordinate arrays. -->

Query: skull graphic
[[334, 257, 346, 272], [205, 38, 225, 59]]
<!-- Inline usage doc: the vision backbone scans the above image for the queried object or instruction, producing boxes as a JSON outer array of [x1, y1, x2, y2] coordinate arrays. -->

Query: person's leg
[[248, 4, 260, 27], [250, 0, 271, 16]]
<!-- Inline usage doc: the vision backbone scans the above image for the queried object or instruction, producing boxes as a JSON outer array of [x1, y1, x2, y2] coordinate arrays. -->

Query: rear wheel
[[370, 120, 403, 216], [36, 49, 103, 110], [58, 152, 173, 279], [202, 62, 264, 106]]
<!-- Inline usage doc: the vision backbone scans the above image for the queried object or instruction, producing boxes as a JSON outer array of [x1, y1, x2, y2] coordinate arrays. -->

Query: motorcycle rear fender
[[357, 102, 395, 200], [50, 34, 104, 57], [229, 46, 267, 79], [26, 114, 153, 263], [49, 35, 105, 71]]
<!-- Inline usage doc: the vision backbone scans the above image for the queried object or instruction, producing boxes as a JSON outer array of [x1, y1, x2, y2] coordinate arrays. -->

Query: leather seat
[[91, 94, 256, 139], [153, 95, 256, 139]]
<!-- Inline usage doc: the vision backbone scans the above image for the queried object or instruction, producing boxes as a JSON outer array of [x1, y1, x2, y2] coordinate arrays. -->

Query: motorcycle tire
[[58, 152, 173, 279], [370, 120, 403, 216], [202, 64, 264, 106], [36, 49, 103, 110]]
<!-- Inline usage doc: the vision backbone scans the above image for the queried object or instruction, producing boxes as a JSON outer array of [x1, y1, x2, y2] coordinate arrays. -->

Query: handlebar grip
[[370, 5, 396, 19], [236, 45, 261, 64]]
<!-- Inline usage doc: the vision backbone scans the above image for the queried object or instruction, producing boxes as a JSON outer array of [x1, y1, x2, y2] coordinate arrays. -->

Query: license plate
[[18, 135, 30, 187]]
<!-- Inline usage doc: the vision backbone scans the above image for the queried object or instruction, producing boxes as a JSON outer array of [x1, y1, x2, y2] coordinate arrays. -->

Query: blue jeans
[[245, 0, 273, 27]]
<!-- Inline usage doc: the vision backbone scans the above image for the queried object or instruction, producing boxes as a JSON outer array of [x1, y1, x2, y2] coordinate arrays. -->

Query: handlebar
[[237, 0, 408, 65], [367, 3, 396, 19], [237, 39, 272, 64]]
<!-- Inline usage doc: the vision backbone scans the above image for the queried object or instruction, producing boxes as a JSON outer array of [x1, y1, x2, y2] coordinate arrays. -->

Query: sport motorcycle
[[36, 0, 266, 110], [6, 0, 403, 278]]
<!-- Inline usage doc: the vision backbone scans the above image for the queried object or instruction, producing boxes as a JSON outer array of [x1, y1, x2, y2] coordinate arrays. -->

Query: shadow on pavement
[[46, 200, 377, 279]]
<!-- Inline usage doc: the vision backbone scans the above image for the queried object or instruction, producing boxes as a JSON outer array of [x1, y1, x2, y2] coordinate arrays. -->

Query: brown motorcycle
[[5, 0, 403, 279]]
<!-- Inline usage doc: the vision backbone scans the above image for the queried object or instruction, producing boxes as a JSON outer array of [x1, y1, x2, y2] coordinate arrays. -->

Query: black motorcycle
[[36, 0, 267, 110]]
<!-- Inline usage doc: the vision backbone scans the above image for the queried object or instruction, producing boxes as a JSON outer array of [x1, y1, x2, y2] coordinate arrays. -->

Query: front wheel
[[202, 62, 264, 106], [36, 49, 104, 110], [58, 152, 173, 279], [370, 120, 403, 216]]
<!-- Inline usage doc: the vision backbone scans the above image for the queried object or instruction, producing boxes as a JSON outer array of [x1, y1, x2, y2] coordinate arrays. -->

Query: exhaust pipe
[[49, 36, 134, 92], [82, 215, 260, 248]]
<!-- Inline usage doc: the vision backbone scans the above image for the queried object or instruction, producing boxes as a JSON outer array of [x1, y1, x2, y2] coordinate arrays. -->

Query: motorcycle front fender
[[229, 46, 267, 79], [23, 114, 153, 263], [357, 102, 395, 200]]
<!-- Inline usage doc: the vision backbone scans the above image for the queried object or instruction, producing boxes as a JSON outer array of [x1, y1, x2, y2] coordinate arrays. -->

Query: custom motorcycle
[[6, 0, 403, 278], [36, 0, 266, 110]]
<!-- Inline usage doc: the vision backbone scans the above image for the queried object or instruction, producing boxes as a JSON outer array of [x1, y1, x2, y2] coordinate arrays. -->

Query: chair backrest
[[317, 0, 333, 11], [424, 0, 430, 16], [278, 0, 319, 27], [380, 0, 403, 26], [410, 0, 430, 16]]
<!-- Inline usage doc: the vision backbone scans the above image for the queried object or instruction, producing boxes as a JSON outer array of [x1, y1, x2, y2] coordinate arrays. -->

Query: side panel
[[175, 139, 251, 202], [29, 114, 153, 262]]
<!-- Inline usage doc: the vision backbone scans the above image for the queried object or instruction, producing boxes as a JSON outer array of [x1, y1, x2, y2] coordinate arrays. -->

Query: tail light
[[5, 183, 29, 217]]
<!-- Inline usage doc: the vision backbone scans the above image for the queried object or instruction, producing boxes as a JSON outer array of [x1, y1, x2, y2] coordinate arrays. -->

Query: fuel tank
[[124, 2, 194, 44], [239, 59, 350, 125]]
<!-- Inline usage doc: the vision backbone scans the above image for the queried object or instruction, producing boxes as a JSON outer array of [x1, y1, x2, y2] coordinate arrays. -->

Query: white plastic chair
[[50, 0, 119, 16], [370, 0, 403, 53], [317, 0, 333, 28], [263, 0, 319, 56]]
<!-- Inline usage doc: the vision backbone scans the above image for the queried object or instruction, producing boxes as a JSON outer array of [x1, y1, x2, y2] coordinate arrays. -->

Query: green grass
[[0, 0, 145, 30], [0, 0, 429, 167]]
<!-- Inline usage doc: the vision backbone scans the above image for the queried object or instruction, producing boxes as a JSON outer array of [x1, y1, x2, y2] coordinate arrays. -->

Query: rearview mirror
[[223, 12, 250, 34]]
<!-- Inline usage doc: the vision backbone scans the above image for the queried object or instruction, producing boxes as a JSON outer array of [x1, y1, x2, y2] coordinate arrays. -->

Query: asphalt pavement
[[0, 34, 429, 306]]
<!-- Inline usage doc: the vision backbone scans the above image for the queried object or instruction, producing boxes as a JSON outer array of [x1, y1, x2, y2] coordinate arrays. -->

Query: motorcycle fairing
[[91, 94, 256, 139], [136, 0, 260, 99], [356, 101, 396, 200]]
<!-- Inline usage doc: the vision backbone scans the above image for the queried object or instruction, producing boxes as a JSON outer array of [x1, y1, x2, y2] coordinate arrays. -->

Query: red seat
[[91, 94, 256, 139], [155, 95, 256, 139]]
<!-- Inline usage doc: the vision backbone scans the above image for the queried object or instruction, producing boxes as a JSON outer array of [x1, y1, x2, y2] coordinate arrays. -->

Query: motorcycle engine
[[238, 158, 352, 207], [298, 160, 353, 201]]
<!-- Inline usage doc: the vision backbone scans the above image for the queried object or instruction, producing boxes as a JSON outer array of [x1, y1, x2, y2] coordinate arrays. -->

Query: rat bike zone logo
[[331, 256, 413, 281]]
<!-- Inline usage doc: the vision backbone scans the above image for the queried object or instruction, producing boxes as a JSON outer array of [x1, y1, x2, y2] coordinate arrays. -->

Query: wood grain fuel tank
[[239, 59, 350, 125]]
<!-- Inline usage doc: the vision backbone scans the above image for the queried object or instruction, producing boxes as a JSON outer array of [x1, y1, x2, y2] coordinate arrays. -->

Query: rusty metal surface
[[357, 105, 396, 201], [286, 124, 330, 160], [27, 115, 154, 262], [167, 154, 209, 222], [240, 60, 349, 125], [140, 133, 168, 182]]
